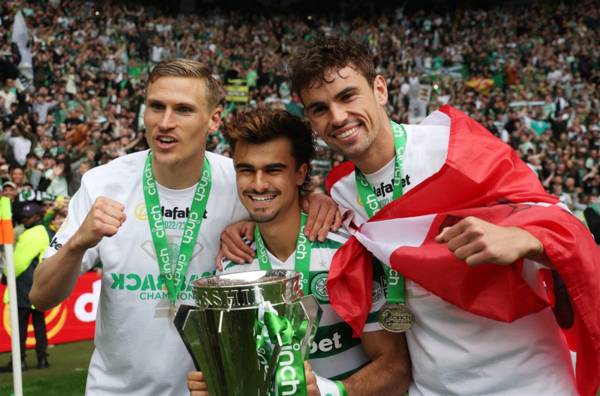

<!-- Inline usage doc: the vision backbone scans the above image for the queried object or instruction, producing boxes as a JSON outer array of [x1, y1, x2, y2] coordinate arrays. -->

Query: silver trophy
[[174, 270, 322, 396]]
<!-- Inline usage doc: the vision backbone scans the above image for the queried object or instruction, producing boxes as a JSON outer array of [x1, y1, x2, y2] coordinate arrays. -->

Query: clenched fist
[[71, 196, 126, 250]]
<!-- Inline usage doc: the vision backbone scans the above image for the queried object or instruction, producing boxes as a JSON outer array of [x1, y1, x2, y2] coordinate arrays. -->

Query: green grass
[[0, 341, 94, 396], [0, 340, 598, 395]]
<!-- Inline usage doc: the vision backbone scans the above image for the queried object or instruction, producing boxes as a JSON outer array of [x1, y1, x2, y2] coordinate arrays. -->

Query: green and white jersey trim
[[221, 230, 386, 381]]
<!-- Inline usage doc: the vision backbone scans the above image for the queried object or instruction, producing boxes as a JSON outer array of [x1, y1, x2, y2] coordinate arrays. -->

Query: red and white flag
[[327, 105, 600, 396]]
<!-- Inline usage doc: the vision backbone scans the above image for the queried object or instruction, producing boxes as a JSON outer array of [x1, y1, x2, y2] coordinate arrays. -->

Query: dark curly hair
[[289, 36, 376, 95], [224, 109, 315, 195]]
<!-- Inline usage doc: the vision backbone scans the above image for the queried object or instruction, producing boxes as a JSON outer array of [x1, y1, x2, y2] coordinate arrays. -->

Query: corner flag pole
[[1, 197, 23, 396]]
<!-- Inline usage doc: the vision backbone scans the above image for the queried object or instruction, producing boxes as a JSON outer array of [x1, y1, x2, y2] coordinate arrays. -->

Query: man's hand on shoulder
[[435, 216, 544, 266], [216, 220, 255, 268], [302, 192, 342, 242], [71, 196, 126, 251]]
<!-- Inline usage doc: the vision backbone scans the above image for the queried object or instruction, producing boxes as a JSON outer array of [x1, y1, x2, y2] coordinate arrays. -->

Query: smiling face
[[233, 137, 307, 224], [143, 76, 221, 177], [300, 66, 390, 171]]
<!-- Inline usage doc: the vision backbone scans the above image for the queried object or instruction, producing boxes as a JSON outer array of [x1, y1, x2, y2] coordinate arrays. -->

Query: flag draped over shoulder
[[326, 105, 600, 396], [0, 197, 14, 245]]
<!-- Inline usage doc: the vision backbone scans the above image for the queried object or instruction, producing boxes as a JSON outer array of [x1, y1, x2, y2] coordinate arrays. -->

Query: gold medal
[[378, 303, 414, 333]]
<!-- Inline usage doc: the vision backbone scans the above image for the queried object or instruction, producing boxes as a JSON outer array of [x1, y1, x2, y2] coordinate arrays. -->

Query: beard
[[249, 208, 280, 224]]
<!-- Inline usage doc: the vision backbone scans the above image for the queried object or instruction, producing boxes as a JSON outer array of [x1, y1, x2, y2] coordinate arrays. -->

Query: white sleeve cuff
[[315, 373, 340, 396]]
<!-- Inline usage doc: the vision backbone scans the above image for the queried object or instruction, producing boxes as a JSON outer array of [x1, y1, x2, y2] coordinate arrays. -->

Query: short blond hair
[[148, 59, 223, 110]]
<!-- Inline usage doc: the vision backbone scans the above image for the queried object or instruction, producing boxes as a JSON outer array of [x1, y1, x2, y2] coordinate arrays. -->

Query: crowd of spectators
[[0, 0, 598, 241]]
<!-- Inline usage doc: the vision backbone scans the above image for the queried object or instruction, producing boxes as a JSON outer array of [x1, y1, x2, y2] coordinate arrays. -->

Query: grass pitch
[[0, 340, 598, 395], [0, 340, 94, 396]]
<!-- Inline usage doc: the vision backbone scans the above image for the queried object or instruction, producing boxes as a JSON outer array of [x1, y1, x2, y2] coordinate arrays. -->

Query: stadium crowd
[[0, 0, 598, 240]]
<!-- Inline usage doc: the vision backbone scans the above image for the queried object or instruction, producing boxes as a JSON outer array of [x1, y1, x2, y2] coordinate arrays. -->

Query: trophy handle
[[173, 304, 202, 370], [291, 295, 322, 359]]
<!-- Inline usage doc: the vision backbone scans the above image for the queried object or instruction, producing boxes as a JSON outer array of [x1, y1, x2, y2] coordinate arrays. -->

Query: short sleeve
[[44, 177, 100, 273]]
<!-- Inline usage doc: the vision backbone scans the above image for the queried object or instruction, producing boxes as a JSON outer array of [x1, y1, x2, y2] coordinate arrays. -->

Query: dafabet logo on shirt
[[134, 203, 207, 228], [356, 174, 411, 207]]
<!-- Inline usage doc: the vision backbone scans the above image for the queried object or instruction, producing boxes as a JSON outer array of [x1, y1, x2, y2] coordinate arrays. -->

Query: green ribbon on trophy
[[255, 211, 311, 295], [355, 121, 415, 333], [254, 300, 309, 396], [143, 152, 211, 311], [266, 310, 308, 396], [254, 302, 275, 383]]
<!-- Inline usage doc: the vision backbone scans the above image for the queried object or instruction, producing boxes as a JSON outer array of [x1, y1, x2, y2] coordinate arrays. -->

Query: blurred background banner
[[225, 79, 250, 104], [0, 272, 99, 352]]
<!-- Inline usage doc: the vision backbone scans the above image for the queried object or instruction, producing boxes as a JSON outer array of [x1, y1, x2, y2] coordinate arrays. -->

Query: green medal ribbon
[[254, 211, 311, 295], [355, 121, 407, 305], [142, 152, 211, 305]]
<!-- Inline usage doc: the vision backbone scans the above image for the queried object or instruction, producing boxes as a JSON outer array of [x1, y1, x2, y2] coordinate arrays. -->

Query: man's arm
[[217, 192, 342, 266], [30, 197, 126, 311], [435, 216, 545, 267], [190, 331, 411, 396], [340, 330, 410, 395], [30, 235, 88, 311], [436, 216, 580, 327]]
